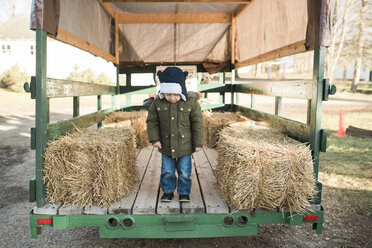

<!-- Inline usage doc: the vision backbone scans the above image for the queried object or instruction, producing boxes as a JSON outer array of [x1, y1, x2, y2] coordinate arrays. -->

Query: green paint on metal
[[73, 96, 79, 117], [320, 129, 327, 152], [119, 86, 156, 95], [201, 103, 225, 111], [231, 70, 235, 111], [29, 179, 36, 202], [35, 30, 48, 207], [198, 84, 229, 93], [31, 127, 36, 150], [309, 46, 325, 182], [97, 95, 102, 128], [307, 100, 311, 124], [29, 209, 324, 239], [275, 96, 282, 116], [251, 94, 256, 108], [322, 78, 337, 101], [311, 182, 323, 205]]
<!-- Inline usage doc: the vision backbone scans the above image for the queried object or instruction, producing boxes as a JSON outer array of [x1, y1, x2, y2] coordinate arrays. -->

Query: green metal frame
[[30, 208, 324, 239], [29, 28, 331, 239]]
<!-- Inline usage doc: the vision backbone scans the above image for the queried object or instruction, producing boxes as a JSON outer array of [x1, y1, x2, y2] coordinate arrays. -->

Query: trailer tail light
[[38, 218, 52, 225], [304, 215, 317, 221]]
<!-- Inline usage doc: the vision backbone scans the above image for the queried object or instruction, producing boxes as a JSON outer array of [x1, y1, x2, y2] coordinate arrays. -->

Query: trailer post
[[309, 46, 325, 205], [35, 30, 48, 207]]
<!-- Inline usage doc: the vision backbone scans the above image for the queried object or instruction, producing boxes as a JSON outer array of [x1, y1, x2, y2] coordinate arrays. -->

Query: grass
[[320, 135, 372, 179], [319, 134, 372, 214]]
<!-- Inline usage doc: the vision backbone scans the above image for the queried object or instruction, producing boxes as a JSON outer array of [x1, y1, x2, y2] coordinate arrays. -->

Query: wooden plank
[[193, 150, 229, 213], [346, 125, 372, 138], [181, 159, 205, 214], [104, 0, 250, 3], [235, 40, 307, 69], [46, 108, 115, 141], [118, 12, 231, 24], [115, 12, 119, 64], [99, 0, 116, 18], [132, 148, 162, 214], [33, 204, 60, 215], [157, 191, 180, 214], [231, 16, 236, 64], [84, 206, 107, 215], [203, 147, 218, 171], [233, 80, 313, 99], [109, 146, 153, 214], [56, 28, 116, 64], [198, 83, 229, 93], [234, 105, 310, 143], [46, 78, 116, 98], [58, 205, 83, 215]]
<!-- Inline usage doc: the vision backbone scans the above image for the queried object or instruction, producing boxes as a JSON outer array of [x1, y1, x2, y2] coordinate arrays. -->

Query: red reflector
[[38, 218, 52, 225], [304, 215, 317, 221]]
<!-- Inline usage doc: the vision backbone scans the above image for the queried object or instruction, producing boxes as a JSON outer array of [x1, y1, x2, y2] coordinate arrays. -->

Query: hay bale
[[105, 111, 149, 148], [203, 111, 247, 148], [216, 126, 316, 213], [44, 127, 138, 207]]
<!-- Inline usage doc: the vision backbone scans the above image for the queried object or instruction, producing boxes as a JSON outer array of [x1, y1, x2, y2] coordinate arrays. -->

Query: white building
[[0, 14, 116, 81]]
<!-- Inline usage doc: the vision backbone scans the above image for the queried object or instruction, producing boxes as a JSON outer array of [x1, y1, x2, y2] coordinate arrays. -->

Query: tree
[[0, 64, 30, 92], [66, 65, 113, 85], [351, 0, 368, 92], [326, 0, 359, 84]]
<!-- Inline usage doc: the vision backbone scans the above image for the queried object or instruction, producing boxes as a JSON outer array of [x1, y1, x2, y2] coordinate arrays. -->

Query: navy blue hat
[[157, 67, 188, 101]]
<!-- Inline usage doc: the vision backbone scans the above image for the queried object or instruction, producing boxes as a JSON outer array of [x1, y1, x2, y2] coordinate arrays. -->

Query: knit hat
[[157, 67, 188, 101]]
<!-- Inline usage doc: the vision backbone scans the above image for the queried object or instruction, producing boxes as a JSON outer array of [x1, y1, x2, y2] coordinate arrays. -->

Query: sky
[[0, 0, 30, 22]]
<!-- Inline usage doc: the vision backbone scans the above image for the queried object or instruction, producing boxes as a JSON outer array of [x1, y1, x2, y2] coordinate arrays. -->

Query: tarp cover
[[30, 0, 334, 70]]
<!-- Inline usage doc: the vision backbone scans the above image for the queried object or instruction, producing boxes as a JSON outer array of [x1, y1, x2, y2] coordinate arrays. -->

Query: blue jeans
[[160, 154, 192, 195]]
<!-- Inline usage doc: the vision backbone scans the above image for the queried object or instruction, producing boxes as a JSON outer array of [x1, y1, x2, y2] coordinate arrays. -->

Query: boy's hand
[[152, 142, 162, 149], [195, 147, 203, 152]]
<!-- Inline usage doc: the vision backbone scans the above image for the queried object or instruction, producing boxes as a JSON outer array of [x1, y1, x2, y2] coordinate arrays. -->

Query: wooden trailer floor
[[33, 146, 233, 215]]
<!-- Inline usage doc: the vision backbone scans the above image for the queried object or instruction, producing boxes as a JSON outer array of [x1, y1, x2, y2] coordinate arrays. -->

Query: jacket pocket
[[179, 132, 192, 153], [178, 106, 192, 129]]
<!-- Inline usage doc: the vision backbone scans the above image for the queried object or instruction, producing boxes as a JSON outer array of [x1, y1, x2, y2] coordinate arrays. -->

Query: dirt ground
[[0, 91, 371, 247]]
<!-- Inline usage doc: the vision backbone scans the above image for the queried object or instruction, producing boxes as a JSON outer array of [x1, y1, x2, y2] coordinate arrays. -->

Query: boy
[[146, 67, 204, 202]]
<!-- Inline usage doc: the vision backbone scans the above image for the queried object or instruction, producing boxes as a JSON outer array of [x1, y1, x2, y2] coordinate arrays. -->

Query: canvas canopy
[[30, 0, 334, 73]]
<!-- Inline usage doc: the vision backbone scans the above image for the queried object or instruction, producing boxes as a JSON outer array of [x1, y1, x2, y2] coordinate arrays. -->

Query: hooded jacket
[[146, 92, 204, 158]]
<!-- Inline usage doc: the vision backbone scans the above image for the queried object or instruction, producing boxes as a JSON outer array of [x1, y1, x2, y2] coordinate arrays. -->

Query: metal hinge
[[320, 129, 327, 152], [23, 76, 36, 99], [29, 179, 36, 202], [31, 127, 36, 150], [322, 78, 336, 101]]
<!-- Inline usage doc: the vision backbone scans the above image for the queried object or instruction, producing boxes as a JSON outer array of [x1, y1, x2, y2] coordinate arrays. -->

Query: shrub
[[0, 64, 30, 92]]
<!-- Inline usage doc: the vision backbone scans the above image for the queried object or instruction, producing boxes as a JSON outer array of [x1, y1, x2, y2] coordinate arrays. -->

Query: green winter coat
[[146, 93, 204, 158]]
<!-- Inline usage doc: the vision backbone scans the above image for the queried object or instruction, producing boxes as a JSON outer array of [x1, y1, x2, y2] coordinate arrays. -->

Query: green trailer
[[26, 0, 335, 239]]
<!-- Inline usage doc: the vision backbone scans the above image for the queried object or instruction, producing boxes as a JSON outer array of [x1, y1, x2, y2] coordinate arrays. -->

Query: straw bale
[[216, 126, 316, 213], [44, 127, 138, 207], [105, 111, 149, 148], [203, 111, 247, 148]]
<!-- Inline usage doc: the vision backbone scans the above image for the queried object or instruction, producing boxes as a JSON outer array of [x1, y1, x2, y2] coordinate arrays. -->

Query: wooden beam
[[233, 80, 314, 99], [99, 0, 116, 18], [235, 40, 307, 69], [104, 0, 250, 3], [46, 78, 116, 98], [234, 1, 251, 18], [56, 28, 116, 64], [230, 15, 236, 64], [118, 12, 231, 23], [115, 12, 119, 64], [46, 109, 115, 141]]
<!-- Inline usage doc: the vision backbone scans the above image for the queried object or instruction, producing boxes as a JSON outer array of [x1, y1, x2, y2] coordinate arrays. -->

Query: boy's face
[[164, 93, 181, 104]]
